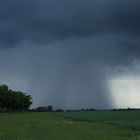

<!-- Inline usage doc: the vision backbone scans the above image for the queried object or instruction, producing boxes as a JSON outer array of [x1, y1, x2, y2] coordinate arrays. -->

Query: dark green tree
[[0, 84, 32, 112]]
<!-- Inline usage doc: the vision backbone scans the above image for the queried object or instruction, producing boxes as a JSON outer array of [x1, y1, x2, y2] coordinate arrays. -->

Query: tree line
[[0, 84, 32, 112]]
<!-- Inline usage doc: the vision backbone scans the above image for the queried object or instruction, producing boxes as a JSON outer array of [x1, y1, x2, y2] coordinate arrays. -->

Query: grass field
[[0, 111, 140, 140], [56, 111, 140, 130]]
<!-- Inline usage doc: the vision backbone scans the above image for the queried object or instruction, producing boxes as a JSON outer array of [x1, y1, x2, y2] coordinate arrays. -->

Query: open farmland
[[0, 111, 140, 140], [56, 110, 140, 130]]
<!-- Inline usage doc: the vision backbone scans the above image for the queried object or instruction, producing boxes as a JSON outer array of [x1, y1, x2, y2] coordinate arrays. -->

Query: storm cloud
[[0, 0, 140, 109]]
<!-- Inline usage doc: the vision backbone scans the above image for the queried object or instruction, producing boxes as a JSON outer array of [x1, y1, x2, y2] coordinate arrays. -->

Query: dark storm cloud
[[0, 0, 140, 47], [0, 0, 140, 109]]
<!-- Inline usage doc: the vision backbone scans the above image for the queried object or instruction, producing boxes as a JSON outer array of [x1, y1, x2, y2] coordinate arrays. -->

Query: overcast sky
[[0, 0, 140, 109]]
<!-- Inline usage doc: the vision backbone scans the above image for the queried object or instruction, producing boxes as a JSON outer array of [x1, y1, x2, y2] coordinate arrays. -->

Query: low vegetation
[[0, 111, 140, 140], [56, 110, 140, 130]]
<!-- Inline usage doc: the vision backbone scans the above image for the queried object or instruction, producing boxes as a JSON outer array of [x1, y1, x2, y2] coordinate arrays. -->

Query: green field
[[0, 111, 140, 140], [56, 111, 140, 130]]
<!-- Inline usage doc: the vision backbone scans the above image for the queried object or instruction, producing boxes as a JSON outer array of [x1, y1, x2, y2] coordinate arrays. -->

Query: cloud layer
[[0, 0, 140, 108]]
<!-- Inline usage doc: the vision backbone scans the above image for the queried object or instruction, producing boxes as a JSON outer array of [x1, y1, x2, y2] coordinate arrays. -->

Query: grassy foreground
[[0, 112, 140, 140]]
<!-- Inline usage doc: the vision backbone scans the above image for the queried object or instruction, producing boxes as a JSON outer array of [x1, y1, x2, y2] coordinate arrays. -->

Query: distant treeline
[[0, 84, 32, 112], [29, 107, 140, 112], [29, 107, 96, 112], [29, 106, 53, 112], [111, 108, 140, 111], [29, 106, 64, 112]]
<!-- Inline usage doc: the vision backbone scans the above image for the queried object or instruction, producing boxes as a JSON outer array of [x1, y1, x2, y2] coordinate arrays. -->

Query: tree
[[47, 105, 53, 112], [0, 84, 32, 112]]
